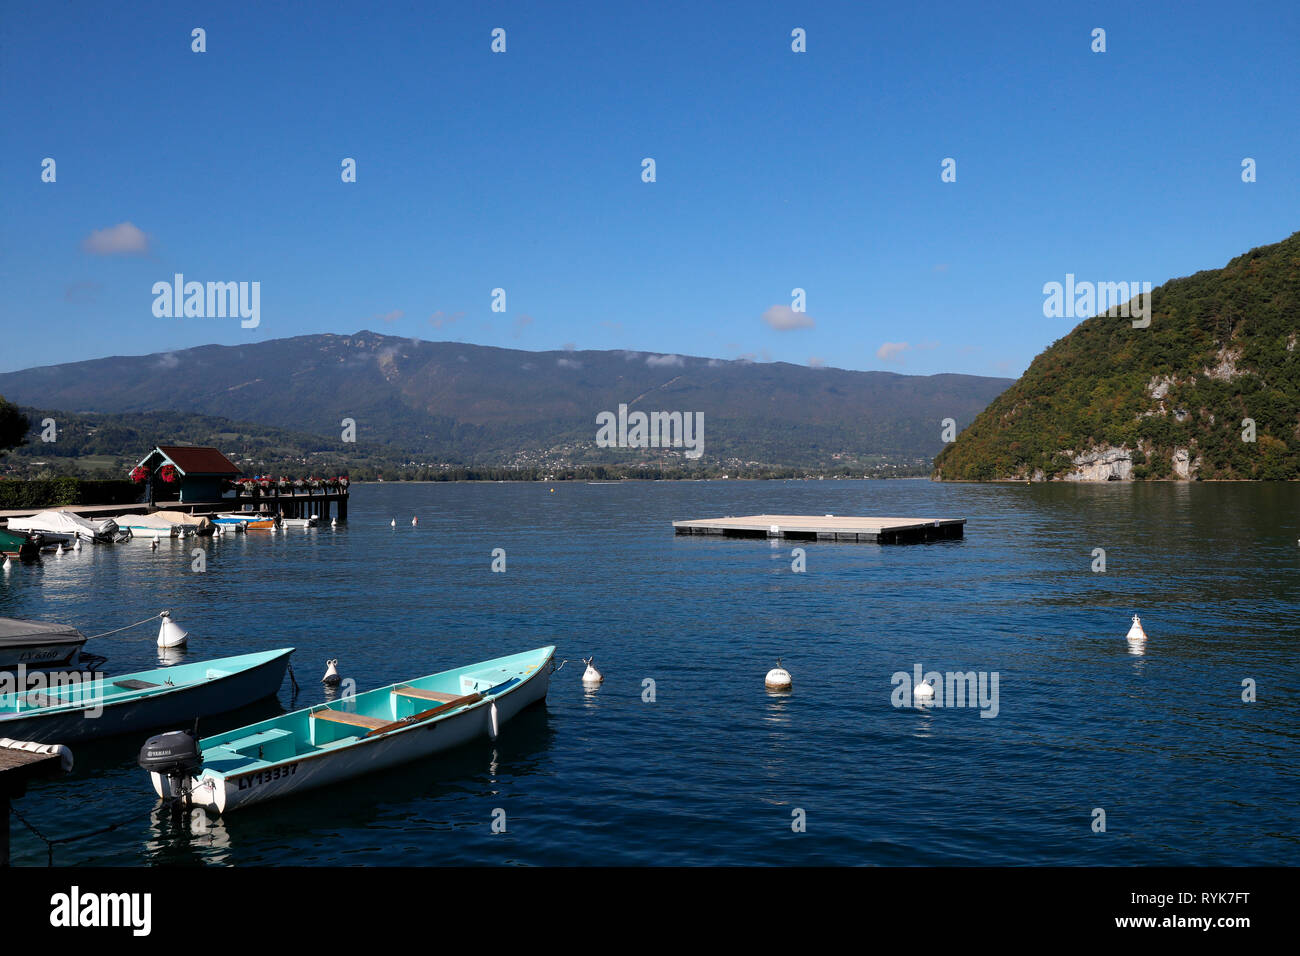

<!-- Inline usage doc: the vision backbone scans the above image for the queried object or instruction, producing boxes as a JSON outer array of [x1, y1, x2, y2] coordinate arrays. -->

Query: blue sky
[[2, 0, 1297, 376]]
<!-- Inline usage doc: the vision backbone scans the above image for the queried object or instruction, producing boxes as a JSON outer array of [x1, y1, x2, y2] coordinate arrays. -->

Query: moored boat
[[116, 513, 186, 538], [0, 648, 294, 743], [279, 515, 318, 528], [0, 527, 42, 561], [5, 510, 128, 544], [152, 511, 214, 536], [213, 513, 277, 531], [141, 645, 553, 814], [0, 618, 87, 670]]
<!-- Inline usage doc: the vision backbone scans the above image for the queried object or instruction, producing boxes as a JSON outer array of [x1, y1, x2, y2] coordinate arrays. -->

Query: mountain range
[[0, 334, 1012, 474]]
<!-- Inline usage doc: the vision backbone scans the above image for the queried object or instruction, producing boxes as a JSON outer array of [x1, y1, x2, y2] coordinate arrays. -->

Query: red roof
[[154, 445, 241, 476]]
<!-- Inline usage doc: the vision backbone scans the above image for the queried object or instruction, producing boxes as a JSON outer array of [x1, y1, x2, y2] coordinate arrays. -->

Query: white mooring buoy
[[765, 659, 792, 692], [322, 659, 341, 686], [581, 657, 604, 685], [2, 554, 11, 572], [56, 542, 65, 555], [330, 517, 337, 527], [412, 516, 418, 526], [151, 535, 159, 551], [914, 677, 936, 702], [1126, 614, 1147, 643], [390, 518, 396, 528], [157, 610, 189, 648], [73, 538, 81, 552]]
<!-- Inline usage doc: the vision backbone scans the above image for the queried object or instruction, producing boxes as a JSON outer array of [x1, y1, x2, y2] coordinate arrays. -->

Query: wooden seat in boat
[[311, 709, 389, 730], [392, 686, 461, 703]]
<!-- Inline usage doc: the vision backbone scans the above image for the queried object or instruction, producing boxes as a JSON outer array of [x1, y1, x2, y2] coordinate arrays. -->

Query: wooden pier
[[0, 743, 70, 866], [0, 487, 349, 525], [673, 514, 965, 544]]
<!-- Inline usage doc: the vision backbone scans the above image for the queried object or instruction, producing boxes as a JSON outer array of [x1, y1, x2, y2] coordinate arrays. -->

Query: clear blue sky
[[2, 0, 1296, 376]]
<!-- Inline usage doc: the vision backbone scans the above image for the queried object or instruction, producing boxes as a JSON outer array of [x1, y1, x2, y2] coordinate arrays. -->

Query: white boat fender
[[1126, 614, 1147, 643], [322, 659, 341, 686], [157, 610, 189, 648], [489, 700, 499, 740], [765, 659, 793, 691], [0, 737, 73, 773], [914, 677, 936, 702], [581, 657, 604, 684]]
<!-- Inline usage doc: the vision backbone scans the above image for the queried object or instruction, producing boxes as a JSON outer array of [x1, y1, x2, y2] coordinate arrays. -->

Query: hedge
[[0, 478, 143, 509]]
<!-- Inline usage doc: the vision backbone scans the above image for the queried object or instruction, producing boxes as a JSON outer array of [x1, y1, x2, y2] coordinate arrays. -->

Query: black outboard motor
[[139, 729, 203, 812]]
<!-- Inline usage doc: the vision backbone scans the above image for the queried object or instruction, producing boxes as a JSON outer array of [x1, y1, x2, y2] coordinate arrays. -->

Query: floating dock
[[672, 514, 965, 544]]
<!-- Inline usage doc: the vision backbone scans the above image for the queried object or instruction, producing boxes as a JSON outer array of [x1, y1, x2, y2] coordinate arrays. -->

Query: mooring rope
[[84, 611, 165, 641], [10, 801, 167, 866]]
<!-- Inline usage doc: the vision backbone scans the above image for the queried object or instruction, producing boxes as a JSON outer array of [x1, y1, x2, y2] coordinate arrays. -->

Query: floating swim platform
[[672, 514, 965, 543]]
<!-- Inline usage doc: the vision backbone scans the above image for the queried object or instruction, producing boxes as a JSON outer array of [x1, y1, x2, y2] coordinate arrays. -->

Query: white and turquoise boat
[[0, 648, 293, 743], [145, 646, 553, 814]]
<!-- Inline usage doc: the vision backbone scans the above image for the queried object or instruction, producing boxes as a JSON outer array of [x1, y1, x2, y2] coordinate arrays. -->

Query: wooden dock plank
[[672, 514, 965, 544]]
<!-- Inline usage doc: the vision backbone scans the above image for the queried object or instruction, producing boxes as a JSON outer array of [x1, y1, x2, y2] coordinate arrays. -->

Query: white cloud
[[761, 305, 815, 330], [557, 357, 581, 369], [375, 309, 404, 324], [646, 354, 684, 367], [81, 221, 150, 256], [808, 356, 825, 368], [877, 342, 910, 362]]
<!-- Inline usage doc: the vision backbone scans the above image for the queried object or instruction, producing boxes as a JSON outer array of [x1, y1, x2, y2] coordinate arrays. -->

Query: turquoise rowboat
[[0, 649, 294, 743], [146, 646, 554, 814]]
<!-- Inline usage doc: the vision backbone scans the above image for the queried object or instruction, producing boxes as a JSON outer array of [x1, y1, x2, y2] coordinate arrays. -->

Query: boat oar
[[362, 692, 482, 738]]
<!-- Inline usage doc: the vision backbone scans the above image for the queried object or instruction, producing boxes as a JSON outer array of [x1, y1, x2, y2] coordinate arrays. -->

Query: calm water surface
[[1, 480, 1296, 865]]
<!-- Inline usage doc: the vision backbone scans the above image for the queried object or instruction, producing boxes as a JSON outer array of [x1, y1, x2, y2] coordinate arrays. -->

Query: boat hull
[[0, 650, 292, 743], [158, 653, 551, 814], [0, 528, 41, 561], [0, 642, 83, 672]]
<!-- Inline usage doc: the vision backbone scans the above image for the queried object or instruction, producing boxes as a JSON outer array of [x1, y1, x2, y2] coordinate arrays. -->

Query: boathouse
[[132, 445, 241, 504]]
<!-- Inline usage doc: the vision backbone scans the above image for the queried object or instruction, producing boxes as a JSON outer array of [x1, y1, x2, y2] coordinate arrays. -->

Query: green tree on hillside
[[0, 395, 30, 455]]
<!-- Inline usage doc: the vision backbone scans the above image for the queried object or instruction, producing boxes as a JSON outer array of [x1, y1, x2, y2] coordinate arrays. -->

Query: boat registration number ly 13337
[[238, 763, 299, 790]]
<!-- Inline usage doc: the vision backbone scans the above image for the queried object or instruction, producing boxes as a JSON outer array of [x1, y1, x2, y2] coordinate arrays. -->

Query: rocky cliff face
[[933, 230, 1300, 482]]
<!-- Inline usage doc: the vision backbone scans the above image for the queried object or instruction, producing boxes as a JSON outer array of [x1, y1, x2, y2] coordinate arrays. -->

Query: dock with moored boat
[[0, 486, 349, 526], [672, 513, 965, 544]]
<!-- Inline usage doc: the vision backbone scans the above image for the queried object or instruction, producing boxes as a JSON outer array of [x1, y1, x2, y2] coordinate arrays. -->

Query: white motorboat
[[5, 511, 127, 544]]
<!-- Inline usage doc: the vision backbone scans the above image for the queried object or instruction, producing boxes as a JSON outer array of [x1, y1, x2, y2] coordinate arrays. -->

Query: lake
[[1, 479, 1296, 865]]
